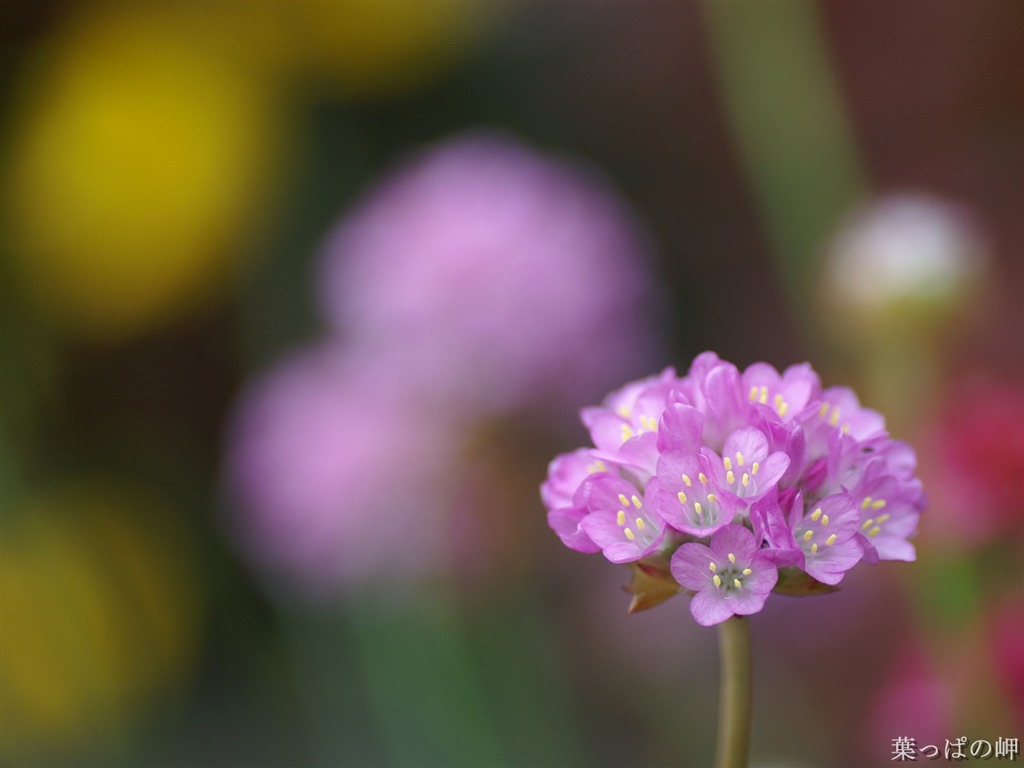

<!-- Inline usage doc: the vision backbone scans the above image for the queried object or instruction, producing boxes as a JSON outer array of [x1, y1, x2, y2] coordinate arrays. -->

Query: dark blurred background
[[1, 2, 1021, 767]]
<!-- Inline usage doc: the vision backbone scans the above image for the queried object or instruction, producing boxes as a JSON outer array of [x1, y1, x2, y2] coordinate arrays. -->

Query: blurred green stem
[[348, 597, 506, 768], [715, 616, 752, 768], [701, 0, 868, 338]]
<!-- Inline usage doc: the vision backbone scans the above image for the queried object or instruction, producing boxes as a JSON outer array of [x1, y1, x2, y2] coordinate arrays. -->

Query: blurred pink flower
[[224, 344, 459, 597], [316, 130, 662, 415], [920, 377, 1024, 549], [227, 131, 666, 596]]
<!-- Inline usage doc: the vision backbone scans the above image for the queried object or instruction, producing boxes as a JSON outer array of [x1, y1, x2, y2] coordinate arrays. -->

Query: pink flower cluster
[[225, 131, 661, 597], [542, 352, 926, 626]]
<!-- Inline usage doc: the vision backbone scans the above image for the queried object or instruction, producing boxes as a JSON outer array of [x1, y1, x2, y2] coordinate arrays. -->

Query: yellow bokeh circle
[[3, 5, 283, 340]]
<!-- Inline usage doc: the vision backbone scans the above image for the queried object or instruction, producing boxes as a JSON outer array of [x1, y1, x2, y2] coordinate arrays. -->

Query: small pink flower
[[671, 525, 778, 627], [581, 475, 666, 564]]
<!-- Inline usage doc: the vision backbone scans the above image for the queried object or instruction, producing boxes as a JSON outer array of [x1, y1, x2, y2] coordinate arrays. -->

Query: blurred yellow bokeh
[[1, 0, 493, 342], [97, 1, 493, 98], [0, 482, 201, 760], [2, 4, 284, 341], [277, 0, 489, 97]]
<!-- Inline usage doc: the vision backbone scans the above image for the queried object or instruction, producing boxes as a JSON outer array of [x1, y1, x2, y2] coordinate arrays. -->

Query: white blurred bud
[[822, 194, 988, 323]]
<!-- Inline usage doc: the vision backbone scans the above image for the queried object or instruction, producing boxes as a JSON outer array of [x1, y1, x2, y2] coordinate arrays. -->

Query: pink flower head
[[541, 352, 926, 625], [317, 130, 662, 416]]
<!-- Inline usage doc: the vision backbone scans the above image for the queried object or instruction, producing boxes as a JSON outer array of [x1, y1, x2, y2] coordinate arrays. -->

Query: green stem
[[700, 0, 868, 347], [715, 616, 752, 768]]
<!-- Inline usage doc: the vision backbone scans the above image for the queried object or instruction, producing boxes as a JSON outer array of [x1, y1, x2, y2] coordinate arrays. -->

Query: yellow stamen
[[810, 543, 818, 554], [709, 562, 717, 572], [734, 578, 743, 588], [779, 402, 789, 417], [724, 457, 733, 471], [706, 493, 718, 503], [861, 496, 873, 510], [829, 407, 840, 427], [810, 508, 822, 521], [871, 499, 888, 509], [621, 424, 634, 442], [677, 491, 687, 504], [759, 387, 768, 405], [751, 462, 760, 475], [826, 534, 837, 547], [727, 470, 736, 485], [819, 403, 830, 418], [694, 502, 703, 517], [742, 473, 750, 488], [636, 518, 646, 531], [632, 495, 643, 509], [617, 405, 631, 418], [803, 530, 814, 542], [624, 528, 636, 541], [749, 386, 759, 401], [774, 393, 784, 409], [742, 568, 752, 576], [682, 474, 692, 487], [736, 452, 745, 466], [713, 574, 722, 588], [698, 472, 708, 485], [618, 493, 630, 507], [728, 552, 736, 564], [821, 514, 830, 526], [862, 518, 874, 530], [616, 510, 626, 526], [868, 526, 881, 538], [875, 513, 890, 523]]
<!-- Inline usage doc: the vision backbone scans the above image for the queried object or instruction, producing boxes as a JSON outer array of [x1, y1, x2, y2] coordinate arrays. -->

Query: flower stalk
[[541, 352, 926, 768], [715, 616, 752, 768]]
